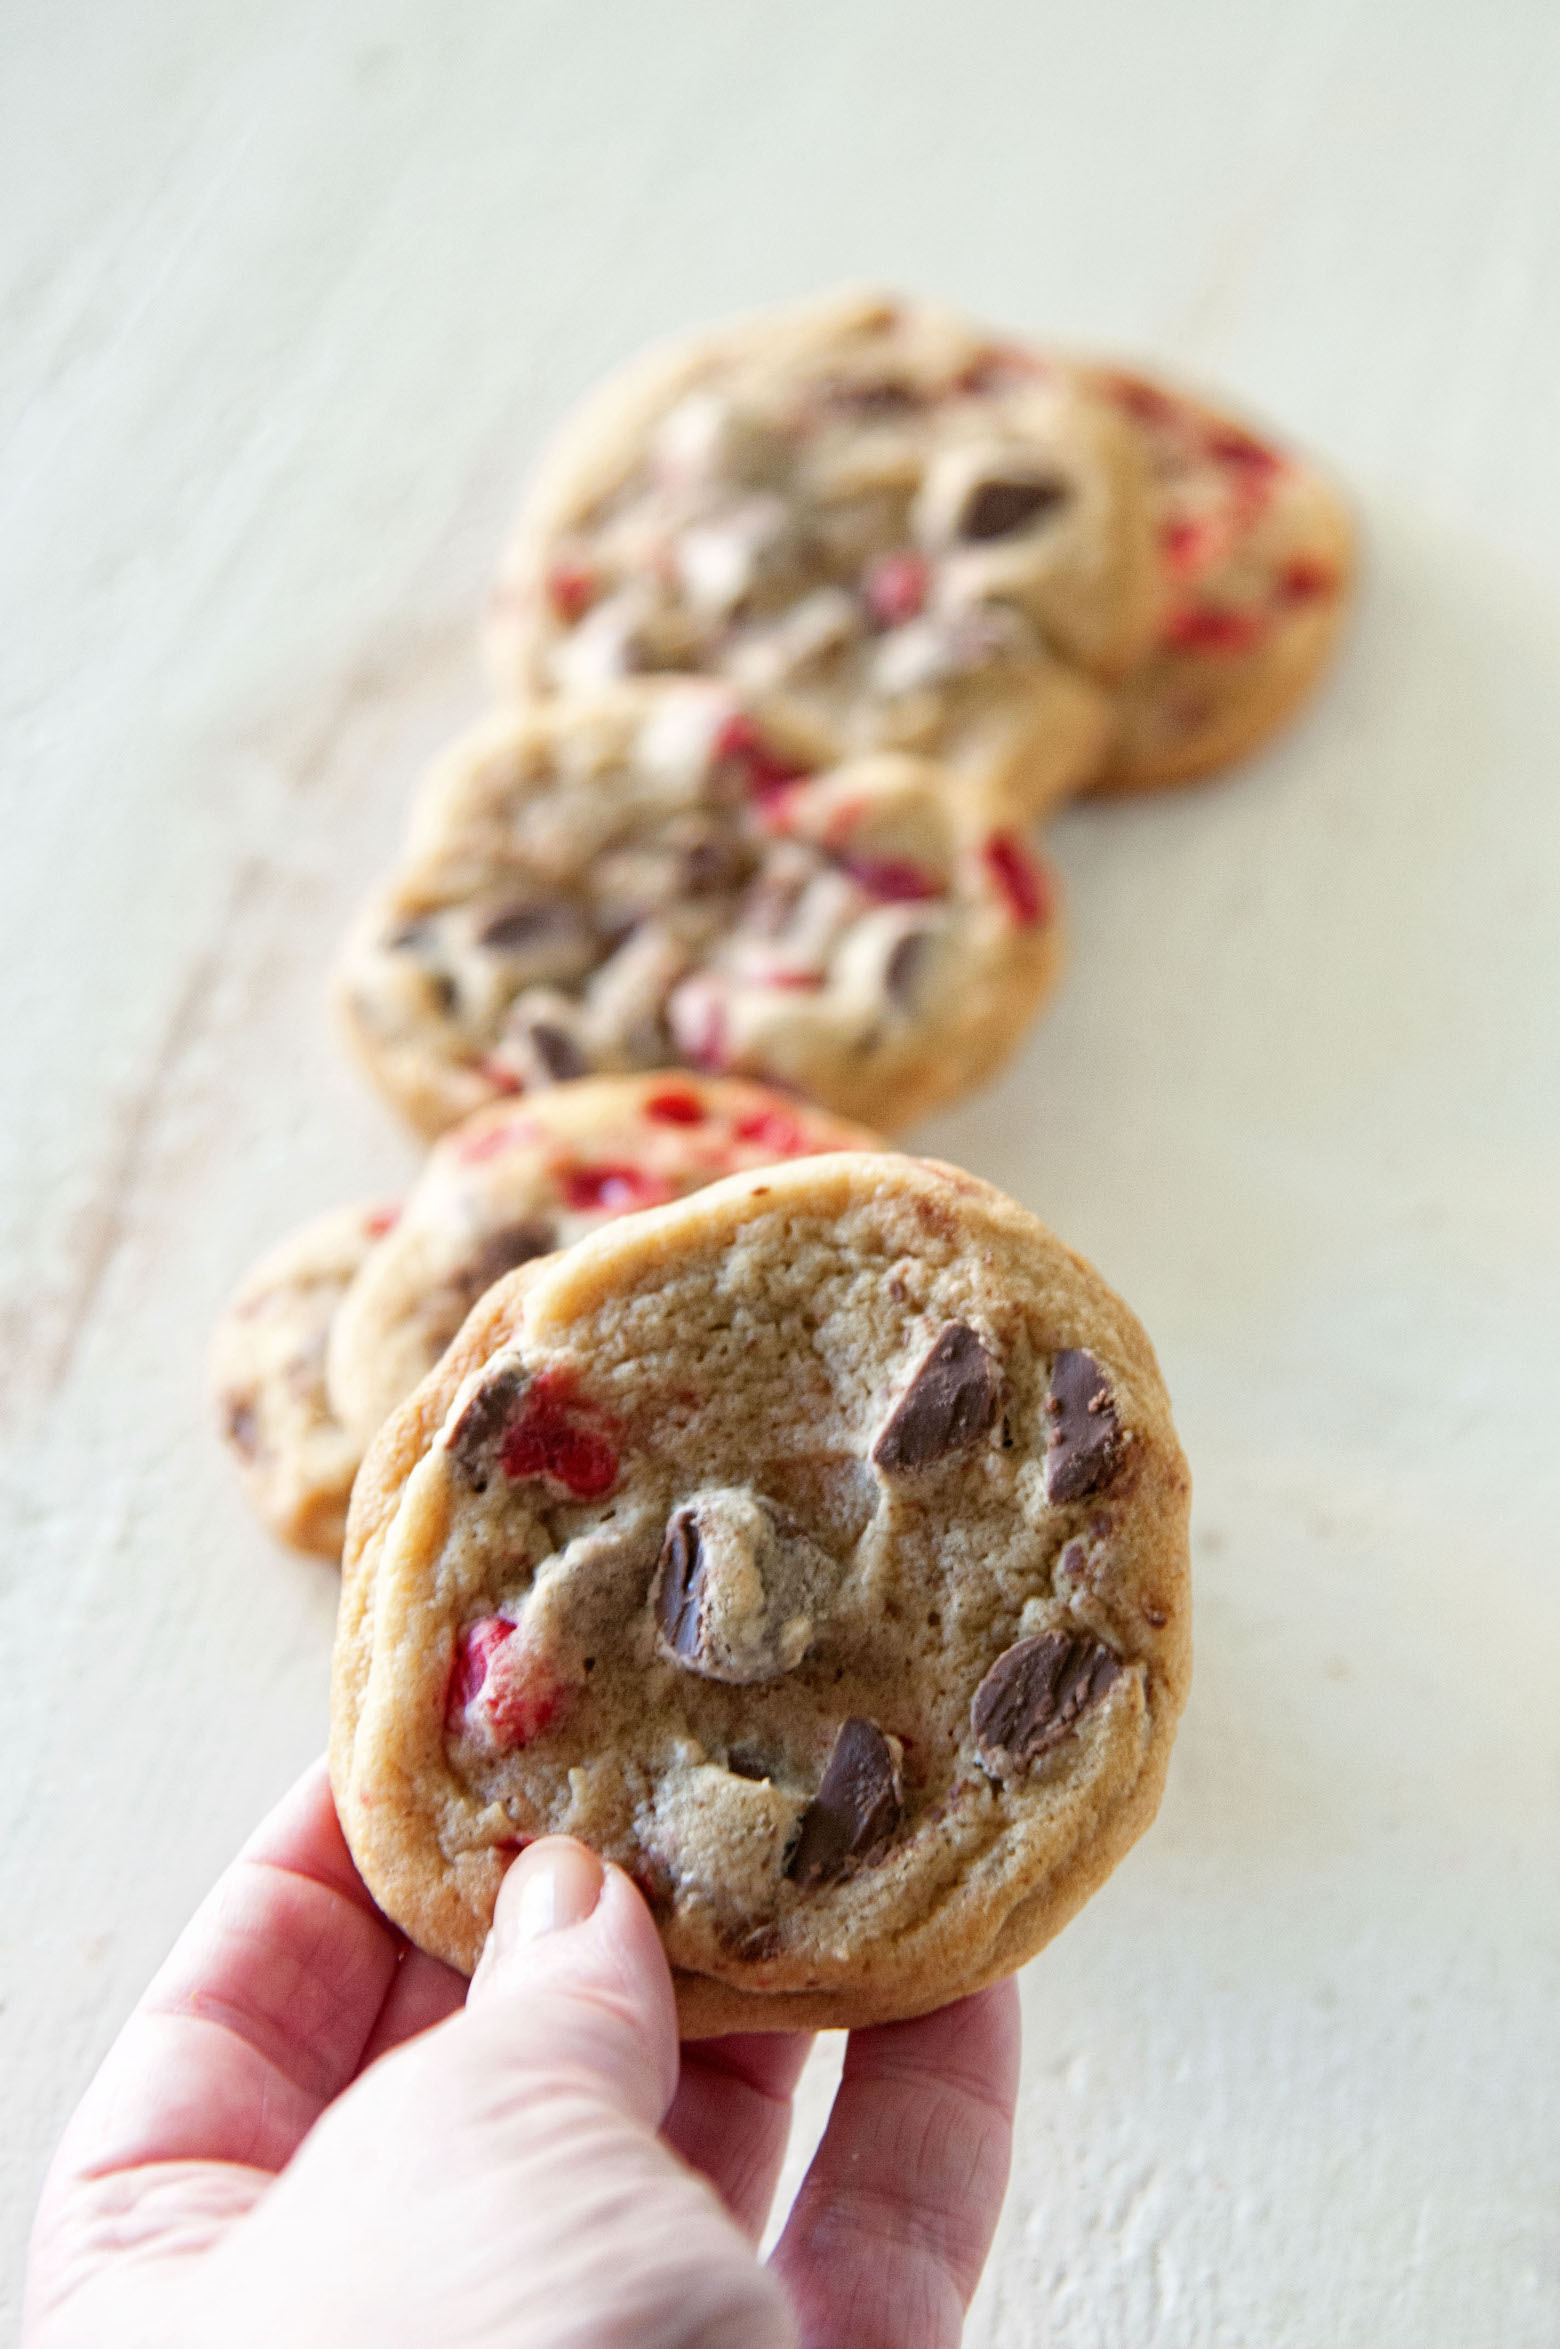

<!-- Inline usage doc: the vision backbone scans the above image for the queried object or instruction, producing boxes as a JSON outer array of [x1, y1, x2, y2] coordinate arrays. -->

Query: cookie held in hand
[[330, 1152, 1191, 2034]]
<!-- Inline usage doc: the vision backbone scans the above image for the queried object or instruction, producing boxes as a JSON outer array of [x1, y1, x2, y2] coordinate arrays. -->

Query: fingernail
[[505, 1838, 604, 1943]]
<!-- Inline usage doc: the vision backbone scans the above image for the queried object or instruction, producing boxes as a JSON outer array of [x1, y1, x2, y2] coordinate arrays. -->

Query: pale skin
[[23, 1759, 1020, 2348]]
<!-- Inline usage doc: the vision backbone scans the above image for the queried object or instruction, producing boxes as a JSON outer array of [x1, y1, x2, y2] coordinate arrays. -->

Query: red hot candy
[[732, 1106, 812, 1156], [842, 855, 942, 904], [982, 834, 1050, 928], [862, 550, 929, 627], [559, 1162, 673, 1213], [643, 1087, 706, 1125], [497, 1367, 619, 1499], [712, 712, 810, 810], [547, 558, 597, 622], [448, 1615, 565, 1749]]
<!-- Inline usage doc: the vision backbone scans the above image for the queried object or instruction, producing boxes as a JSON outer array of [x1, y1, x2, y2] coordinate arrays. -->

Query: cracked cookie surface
[[331, 1153, 1191, 2033], [335, 681, 1065, 1138]]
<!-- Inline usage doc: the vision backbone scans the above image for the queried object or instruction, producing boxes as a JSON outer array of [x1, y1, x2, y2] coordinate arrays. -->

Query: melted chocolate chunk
[[444, 1220, 558, 1323], [445, 1364, 527, 1490], [960, 476, 1070, 541], [1045, 1349, 1124, 1503], [972, 1632, 1122, 1776], [656, 1507, 706, 1660], [786, 1718, 903, 1888], [826, 375, 922, 415], [480, 904, 576, 953], [527, 1022, 588, 1081], [884, 928, 929, 1010], [429, 972, 459, 1017], [873, 1322, 1001, 1470], [224, 1397, 259, 1457], [653, 1491, 829, 1682]]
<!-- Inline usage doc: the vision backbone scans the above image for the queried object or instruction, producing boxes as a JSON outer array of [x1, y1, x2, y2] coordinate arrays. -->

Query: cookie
[[327, 1073, 882, 1449], [209, 1200, 398, 1558], [1083, 366, 1353, 791], [334, 681, 1066, 1139], [484, 288, 1158, 812], [214, 1078, 880, 1558], [331, 1152, 1192, 2035]]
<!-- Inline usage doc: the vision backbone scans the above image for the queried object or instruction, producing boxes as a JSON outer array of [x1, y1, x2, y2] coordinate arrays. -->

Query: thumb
[[259, 1837, 796, 2349], [464, 1837, 682, 2133]]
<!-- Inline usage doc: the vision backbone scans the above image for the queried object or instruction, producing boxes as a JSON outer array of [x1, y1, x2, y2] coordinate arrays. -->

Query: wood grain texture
[[5, 2, 1560, 2340]]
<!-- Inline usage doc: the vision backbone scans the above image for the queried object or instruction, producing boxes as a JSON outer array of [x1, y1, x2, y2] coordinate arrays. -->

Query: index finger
[[53, 1758, 406, 2184], [769, 1980, 1021, 2349]]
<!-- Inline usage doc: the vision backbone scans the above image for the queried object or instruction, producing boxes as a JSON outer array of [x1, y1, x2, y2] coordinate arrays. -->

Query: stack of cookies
[[213, 290, 1349, 2029]]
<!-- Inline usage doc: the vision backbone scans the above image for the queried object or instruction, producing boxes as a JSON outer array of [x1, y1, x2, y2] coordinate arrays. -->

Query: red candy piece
[[983, 834, 1050, 928], [448, 1616, 564, 1749], [455, 1115, 539, 1165], [713, 712, 810, 810], [363, 1203, 402, 1239], [448, 1615, 514, 1719], [1160, 515, 1218, 577], [1276, 556, 1335, 605], [477, 1056, 524, 1097], [733, 1106, 813, 1156], [547, 559, 597, 623], [1163, 603, 1265, 655], [1204, 426, 1281, 478], [863, 550, 929, 627], [842, 854, 942, 904], [559, 1161, 673, 1213], [643, 1086, 706, 1125], [497, 1367, 619, 1499]]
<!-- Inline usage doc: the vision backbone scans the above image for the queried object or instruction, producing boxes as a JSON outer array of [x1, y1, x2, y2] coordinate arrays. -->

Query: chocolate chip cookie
[[213, 1076, 879, 1558], [1083, 366, 1353, 791], [331, 1152, 1191, 2034], [334, 681, 1065, 1139], [484, 288, 1153, 812], [209, 1199, 399, 1557]]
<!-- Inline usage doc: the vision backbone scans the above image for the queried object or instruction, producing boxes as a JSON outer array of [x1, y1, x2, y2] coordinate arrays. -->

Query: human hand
[[24, 1758, 1019, 2348]]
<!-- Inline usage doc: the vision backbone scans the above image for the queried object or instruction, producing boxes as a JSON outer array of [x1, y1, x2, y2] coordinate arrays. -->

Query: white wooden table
[[5, 3, 1559, 2338]]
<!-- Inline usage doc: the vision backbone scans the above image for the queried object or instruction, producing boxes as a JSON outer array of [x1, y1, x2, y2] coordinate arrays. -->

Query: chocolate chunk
[[480, 904, 574, 953], [873, 1322, 1001, 1470], [445, 1364, 527, 1490], [1045, 1349, 1124, 1503], [429, 972, 459, 1017], [444, 1220, 558, 1323], [387, 918, 429, 952], [653, 1489, 831, 1682], [527, 1022, 588, 1081], [657, 1507, 706, 1660], [683, 837, 751, 895], [960, 476, 1070, 540], [884, 928, 929, 1010], [971, 1632, 1122, 1776], [822, 373, 921, 415], [786, 1718, 903, 1887], [223, 1397, 259, 1457]]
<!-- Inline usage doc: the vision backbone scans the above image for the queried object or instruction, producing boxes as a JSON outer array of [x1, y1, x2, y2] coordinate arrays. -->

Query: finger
[[358, 1944, 469, 2068], [769, 1980, 1020, 2349], [663, 2032, 814, 2239], [53, 1757, 402, 2183]]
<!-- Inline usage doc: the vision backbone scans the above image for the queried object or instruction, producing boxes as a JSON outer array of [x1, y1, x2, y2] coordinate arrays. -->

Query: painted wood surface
[[4, 2, 1559, 2338]]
